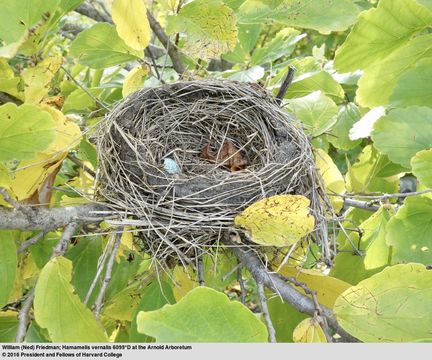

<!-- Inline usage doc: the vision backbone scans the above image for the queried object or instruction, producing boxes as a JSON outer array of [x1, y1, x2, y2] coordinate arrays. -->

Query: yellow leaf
[[234, 195, 315, 247], [122, 65, 149, 97], [315, 148, 346, 212], [293, 317, 327, 343], [112, 0, 151, 51], [0, 58, 23, 100], [10, 105, 82, 201], [172, 266, 198, 301], [21, 56, 62, 104], [279, 265, 351, 308]]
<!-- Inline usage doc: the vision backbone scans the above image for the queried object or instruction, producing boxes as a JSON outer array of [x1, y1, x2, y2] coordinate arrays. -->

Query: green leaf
[[70, 23, 142, 69], [166, 0, 238, 60], [0, 0, 60, 44], [267, 293, 308, 342], [346, 145, 400, 194], [411, 149, 432, 188], [0, 103, 56, 161], [334, 263, 432, 342], [65, 236, 103, 304], [34, 257, 108, 342], [334, 0, 432, 73], [137, 287, 268, 342], [0, 317, 18, 342], [286, 91, 338, 137], [234, 195, 315, 247], [222, 24, 262, 63], [237, 0, 359, 33], [361, 207, 393, 270], [390, 57, 432, 107], [0, 231, 17, 308], [284, 71, 345, 101], [356, 34, 432, 107], [102, 284, 143, 321], [130, 280, 175, 342], [371, 107, 432, 168], [386, 197, 432, 265], [328, 103, 362, 150], [251, 28, 304, 66], [62, 88, 103, 114]]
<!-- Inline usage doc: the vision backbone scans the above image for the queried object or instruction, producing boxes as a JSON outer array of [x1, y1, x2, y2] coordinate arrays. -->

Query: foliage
[[0, 0, 431, 344]]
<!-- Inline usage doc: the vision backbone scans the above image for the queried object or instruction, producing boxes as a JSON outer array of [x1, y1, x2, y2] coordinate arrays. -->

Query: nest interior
[[96, 80, 332, 267]]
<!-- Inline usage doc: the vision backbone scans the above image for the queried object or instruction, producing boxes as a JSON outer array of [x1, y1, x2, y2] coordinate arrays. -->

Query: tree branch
[[227, 241, 359, 342], [0, 203, 111, 232]]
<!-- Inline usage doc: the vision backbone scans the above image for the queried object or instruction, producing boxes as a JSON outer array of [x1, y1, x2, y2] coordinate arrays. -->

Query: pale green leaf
[[411, 149, 432, 188], [112, 0, 151, 51], [286, 91, 338, 137], [284, 71, 345, 101], [0, 0, 60, 44], [334, 263, 432, 342], [386, 197, 432, 265], [237, 0, 359, 33], [222, 24, 262, 64], [346, 145, 400, 194], [390, 57, 432, 107], [371, 107, 432, 168], [70, 23, 142, 69], [137, 287, 268, 342], [234, 195, 315, 247], [34, 257, 108, 342], [0, 317, 18, 342], [328, 103, 362, 150], [166, 0, 238, 60], [334, 0, 432, 72], [251, 28, 304, 66], [0, 103, 56, 161], [130, 281, 175, 342], [0, 231, 17, 308], [356, 34, 432, 107]]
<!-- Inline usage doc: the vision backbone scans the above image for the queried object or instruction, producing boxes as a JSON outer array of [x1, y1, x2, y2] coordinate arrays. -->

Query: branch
[[0, 203, 111, 231], [344, 198, 380, 212], [146, 11, 186, 76], [228, 242, 359, 342], [256, 281, 276, 343], [15, 289, 35, 342]]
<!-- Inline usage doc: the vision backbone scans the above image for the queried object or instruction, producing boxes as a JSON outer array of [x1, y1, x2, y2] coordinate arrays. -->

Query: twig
[[279, 274, 332, 343], [15, 289, 35, 342], [61, 65, 110, 111], [146, 11, 186, 76], [237, 265, 246, 304], [84, 230, 118, 305], [197, 251, 205, 286], [67, 154, 97, 178], [93, 230, 122, 318], [227, 240, 358, 342], [18, 232, 45, 253], [332, 189, 432, 200], [275, 66, 295, 105], [256, 280, 276, 343], [343, 198, 380, 212], [51, 222, 79, 257]]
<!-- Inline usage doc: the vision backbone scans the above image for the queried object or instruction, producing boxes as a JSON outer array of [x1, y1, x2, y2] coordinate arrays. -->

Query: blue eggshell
[[163, 158, 181, 174]]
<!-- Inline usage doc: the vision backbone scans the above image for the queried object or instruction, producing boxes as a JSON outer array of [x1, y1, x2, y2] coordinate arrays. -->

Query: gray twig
[[15, 289, 35, 342], [51, 222, 79, 258], [67, 154, 97, 178], [256, 281, 276, 343], [275, 66, 295, 105], [237, 265, 246, 304], [94, 230, 122, 318], [18, 232, 45, 253], [228, 241, 358, 342]]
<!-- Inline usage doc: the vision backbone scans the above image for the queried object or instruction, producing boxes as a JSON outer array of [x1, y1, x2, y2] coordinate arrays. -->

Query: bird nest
[[96, 80, 333, 269]]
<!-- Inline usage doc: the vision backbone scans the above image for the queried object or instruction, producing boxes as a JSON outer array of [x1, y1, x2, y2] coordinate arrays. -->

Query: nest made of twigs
[[96, 80, 333, 268]]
